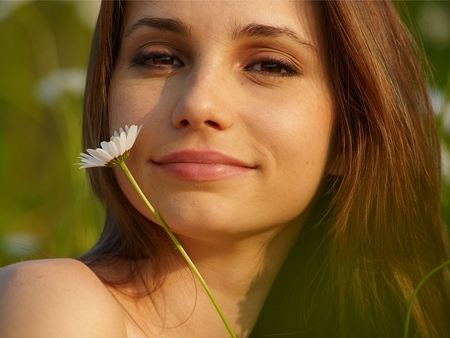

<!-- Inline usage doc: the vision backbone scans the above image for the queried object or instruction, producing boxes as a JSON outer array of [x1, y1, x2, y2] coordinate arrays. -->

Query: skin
[[0, 1, 335, 337]]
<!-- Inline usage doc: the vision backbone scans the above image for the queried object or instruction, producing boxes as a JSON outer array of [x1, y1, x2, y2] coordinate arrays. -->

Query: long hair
[[80, 1, 450, 336], [321, 1, 450, 336], [80, 0, 171, 283]]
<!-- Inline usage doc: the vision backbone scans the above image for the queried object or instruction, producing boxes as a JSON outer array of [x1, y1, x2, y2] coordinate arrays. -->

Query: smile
[[152, 149, 256, 181]]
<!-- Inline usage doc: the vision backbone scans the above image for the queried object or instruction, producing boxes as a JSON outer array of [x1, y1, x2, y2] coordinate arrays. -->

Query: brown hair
[[81, 0, 171, 283], [80, 0, 450, 336], [321, 1, 450, 336]]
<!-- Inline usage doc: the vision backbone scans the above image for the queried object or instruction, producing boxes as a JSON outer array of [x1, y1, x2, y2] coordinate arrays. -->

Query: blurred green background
[[0, 1, 449, 266]]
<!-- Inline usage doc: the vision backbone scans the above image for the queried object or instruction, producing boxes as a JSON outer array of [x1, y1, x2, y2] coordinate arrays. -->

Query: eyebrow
[[233, 23, 317, 53], [124, 17, 190, 37], [124, 17, 317, 53]]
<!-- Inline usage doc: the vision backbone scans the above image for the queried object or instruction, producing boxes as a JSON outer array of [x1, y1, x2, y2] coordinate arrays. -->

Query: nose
[[171, 66, 235, 131]]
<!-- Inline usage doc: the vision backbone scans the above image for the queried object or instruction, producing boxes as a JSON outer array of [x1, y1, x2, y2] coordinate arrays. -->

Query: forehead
[[123, 0, 323, 51]]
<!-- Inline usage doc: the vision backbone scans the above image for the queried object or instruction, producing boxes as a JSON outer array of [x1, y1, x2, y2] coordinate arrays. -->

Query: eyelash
[[129, 51, 183, 69], [245, 57, 300, 77], [129, 51, 300, 77]]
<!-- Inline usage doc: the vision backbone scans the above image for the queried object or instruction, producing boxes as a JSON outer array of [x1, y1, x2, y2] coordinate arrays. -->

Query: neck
[[129, 216, 305, 338]]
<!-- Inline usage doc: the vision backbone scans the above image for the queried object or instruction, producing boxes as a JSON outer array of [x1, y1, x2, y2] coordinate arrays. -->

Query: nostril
[[205, 120, 220, 129], [179, 119, 189, 127]]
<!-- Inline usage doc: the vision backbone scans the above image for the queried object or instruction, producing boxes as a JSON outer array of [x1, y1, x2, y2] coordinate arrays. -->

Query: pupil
[[155, 56, 172, 64], [261, 62, 281, 72]]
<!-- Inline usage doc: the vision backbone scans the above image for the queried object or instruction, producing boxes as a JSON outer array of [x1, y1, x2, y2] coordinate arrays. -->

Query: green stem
[[403, 259, 450, 338], [119, 161, 236, 338]]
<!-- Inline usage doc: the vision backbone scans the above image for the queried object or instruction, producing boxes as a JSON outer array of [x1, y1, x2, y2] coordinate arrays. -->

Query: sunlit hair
[[80, 0, 450, 336], [321, 2, 450, 336]]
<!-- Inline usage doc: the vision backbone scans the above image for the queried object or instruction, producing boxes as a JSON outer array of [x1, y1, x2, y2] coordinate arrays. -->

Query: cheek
[[247, 96, 334, 218], [108, 77, 167, 133], [248, 94, 334, 169]]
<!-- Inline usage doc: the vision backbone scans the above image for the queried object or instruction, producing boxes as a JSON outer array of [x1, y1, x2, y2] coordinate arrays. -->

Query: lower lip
[[154, 162, 253, 181]]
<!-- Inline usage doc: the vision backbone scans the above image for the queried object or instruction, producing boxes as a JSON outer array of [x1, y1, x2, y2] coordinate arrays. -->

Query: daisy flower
[[77, 125, 142, 169], [74, 123, 236, 337]]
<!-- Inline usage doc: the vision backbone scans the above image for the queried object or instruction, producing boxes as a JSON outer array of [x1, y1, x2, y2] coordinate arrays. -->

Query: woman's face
[[109, 0, 335, 240]]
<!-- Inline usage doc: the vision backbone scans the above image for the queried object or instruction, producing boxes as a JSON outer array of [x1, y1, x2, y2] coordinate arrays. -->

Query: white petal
[[77, 154, 105, 167], [87, 148, 113, 162], [82, 159, 104, 166], [76, 124, 143, 169], [100, 141, 109, 152], [79, 154, 103, 163], [111, 131, 119, 142], [126, 131, 136, 150], [107, 139, 119, 157], [114, 131, 126, 154], [127, 124, 141, 149], [78, 163, 104, 169], [86, 148, 101, 159], [79, 154, 103, 161], [96, 148, 114, 160], [79, 152, 93, 159]]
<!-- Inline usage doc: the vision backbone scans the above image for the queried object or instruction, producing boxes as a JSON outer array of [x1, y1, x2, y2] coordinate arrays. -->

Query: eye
[[245, 58, 300, 77], [130, 50, 183, 69], [253, 62, 286, 74]]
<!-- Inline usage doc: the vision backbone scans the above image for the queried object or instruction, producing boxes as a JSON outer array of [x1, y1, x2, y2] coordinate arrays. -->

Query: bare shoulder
[[0, 258, 127, 338]]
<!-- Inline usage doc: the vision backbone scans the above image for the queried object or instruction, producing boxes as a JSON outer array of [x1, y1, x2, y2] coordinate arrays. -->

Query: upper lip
[[152, 149, 256, 168]]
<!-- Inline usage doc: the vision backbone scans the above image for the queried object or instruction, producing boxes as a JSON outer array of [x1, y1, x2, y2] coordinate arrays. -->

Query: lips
[[152, 149, 256, 181]]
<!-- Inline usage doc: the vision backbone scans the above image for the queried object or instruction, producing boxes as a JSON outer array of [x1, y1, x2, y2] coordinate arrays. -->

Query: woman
[[0, 0, 449, 337]]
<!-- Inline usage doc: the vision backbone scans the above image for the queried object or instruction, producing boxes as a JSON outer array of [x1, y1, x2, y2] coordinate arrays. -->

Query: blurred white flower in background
[[0, 0, 101, 28], [430, 87, 450, 183], [430, 87, 450, 132], [442, 147, 450, 184], [0, 0, 31, 22], [418, 3, 450, 48], [34, 68, 86, 106], [75, 0, 101, 29], [1, 232, 41, 257]]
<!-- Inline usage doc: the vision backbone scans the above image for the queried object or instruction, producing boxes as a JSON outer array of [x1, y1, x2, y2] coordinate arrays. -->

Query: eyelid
[[129, 46, 184, 69], [244, 56, 302, 77]]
